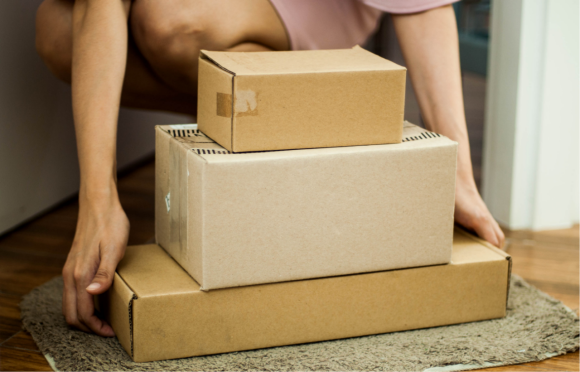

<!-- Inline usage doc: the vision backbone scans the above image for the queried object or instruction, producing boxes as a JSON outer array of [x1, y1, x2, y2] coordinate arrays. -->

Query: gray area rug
[[21, 275, 578, 372]]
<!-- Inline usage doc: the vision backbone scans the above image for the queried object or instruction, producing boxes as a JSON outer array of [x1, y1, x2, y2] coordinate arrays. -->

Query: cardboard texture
[[197, 46, 407, 152], [99, 229, 512, 363], [155, 122, 458, 290]]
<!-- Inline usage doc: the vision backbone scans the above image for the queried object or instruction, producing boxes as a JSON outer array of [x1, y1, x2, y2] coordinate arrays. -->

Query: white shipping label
[[165, 192, 170, 212]]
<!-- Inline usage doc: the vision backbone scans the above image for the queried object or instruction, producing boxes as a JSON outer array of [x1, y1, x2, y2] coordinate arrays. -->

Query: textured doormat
[[21, 275, 578, 372]]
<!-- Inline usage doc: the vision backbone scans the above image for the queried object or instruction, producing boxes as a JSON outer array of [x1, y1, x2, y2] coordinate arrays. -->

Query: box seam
[[231, 76, 235, 152], [201, 47, 407, 76], [207, 68, 407, 77], [200, 51, 236, 76], [113, 273, 137, 359], [200, 160, 207, 290], [455, 227, 511, 259], [505, 256, 513, 311]]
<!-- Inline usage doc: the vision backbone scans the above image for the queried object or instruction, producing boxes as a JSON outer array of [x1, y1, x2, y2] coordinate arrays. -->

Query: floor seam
[[0, 331, 20, 348]]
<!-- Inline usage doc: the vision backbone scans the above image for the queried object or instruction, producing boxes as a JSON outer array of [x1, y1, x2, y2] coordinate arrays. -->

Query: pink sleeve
[[360, 0, 458, 14]]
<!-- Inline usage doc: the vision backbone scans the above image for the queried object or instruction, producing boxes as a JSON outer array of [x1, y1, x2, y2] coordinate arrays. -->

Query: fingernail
[[86, 283, 101, 291]]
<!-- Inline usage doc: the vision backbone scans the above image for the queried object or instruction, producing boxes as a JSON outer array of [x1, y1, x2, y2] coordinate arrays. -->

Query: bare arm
[[392, 5, 505, 247], [62, 0, 131, 336]]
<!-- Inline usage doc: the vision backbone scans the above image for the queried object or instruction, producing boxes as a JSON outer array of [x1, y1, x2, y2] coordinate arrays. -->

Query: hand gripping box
[[97, 229, 512, 363], [197, 46, 406, 152], [155, 122, 458, 290]]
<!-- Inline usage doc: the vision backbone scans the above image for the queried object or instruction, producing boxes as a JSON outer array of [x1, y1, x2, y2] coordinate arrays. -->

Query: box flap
[[197, 58, 234, 150], [157, 125, 229, 154], [116, 244, 200, 298], [453, 227, 512, 304], [200, 46, 406, 76], [451, 228, 509, 264]]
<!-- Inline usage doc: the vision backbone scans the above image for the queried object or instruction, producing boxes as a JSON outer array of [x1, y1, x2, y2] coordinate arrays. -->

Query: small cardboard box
[[97, 229, 511, 363], [197, 46, 406, 152], [156, 122, 458, 290]]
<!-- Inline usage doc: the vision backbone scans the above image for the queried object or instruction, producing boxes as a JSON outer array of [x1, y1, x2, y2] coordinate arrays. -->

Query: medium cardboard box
[[155, 122, 458, 290], [97, 229, 512, 363], [197, 46, 406, 152]]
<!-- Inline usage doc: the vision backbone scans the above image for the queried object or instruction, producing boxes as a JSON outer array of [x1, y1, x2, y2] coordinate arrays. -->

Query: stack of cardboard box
[[98, 47, 511, 363]]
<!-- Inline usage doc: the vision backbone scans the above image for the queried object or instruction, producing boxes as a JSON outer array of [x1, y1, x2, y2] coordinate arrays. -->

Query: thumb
[[86, 257, 118, 295]]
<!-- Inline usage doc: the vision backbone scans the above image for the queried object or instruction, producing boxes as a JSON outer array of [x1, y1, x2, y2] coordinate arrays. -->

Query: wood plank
[[506, 229, 580, 313], [1, 331, 40, 352], [504, 226, 580, 247], [480, 351, 579, 371], [486, 364, 546, 371], [0, 250, 64, 296], [0, 293, 22, 345], [0, 347, 51, 371]]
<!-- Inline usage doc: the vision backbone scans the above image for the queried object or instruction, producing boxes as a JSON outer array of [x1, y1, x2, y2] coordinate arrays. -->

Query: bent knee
[[36, 0, 73, 83], [131, 4, 207, 70]]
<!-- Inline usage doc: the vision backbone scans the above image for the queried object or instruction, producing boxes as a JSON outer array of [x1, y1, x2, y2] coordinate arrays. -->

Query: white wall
[[483, 0, 579, 230], [0, 1, 190, 235]]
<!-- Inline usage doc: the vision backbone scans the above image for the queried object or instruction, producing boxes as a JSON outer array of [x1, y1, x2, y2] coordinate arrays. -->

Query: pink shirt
[[270, 0, 458, 50]]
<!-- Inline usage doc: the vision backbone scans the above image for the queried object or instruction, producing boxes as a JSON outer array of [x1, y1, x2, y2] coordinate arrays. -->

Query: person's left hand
[[454, 175, 505, 248]]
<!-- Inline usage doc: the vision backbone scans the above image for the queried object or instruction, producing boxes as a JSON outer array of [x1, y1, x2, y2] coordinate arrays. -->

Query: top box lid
[[200, 46, 406, 76]]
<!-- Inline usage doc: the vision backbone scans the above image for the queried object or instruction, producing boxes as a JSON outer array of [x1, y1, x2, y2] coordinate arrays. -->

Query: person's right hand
[[62, 189, 129, 336]]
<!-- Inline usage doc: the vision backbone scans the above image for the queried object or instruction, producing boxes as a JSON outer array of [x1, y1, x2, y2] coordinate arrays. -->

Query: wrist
[[79, 177, 119, 203]]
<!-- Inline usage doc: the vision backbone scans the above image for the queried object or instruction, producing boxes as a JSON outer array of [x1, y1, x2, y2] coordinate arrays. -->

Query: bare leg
[[36, 0, 198, 114], [36, 0, 289, 115]]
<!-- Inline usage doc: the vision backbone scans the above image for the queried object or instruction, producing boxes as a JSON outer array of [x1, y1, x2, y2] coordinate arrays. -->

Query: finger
[[86, 250, 122, 295], [76, 276, 115, 337], [474, 219, 500, 248], [492, 220, 506, 250], [484, 215, 504, 249], [62, 269, 91, 333]]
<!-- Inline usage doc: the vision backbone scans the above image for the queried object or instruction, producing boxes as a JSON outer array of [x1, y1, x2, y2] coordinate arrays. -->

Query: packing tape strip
[[216, 93, 233, 118]]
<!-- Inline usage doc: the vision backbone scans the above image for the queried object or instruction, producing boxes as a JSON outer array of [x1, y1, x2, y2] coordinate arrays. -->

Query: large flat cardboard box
[[97, 229, 511, 363], [156, 122, 458, 290], [197, 46, 406, 152]]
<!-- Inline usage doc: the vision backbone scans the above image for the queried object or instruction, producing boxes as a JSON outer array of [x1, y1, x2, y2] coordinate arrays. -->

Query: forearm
[[392, 5, 475, 187], [72, 0, 130, 200]]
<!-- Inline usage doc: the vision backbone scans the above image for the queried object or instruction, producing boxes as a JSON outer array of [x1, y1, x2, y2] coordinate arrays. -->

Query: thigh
[[35, 0, 74, 82], [36, 0, 198, 114], [131, 0, 289, 52]]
